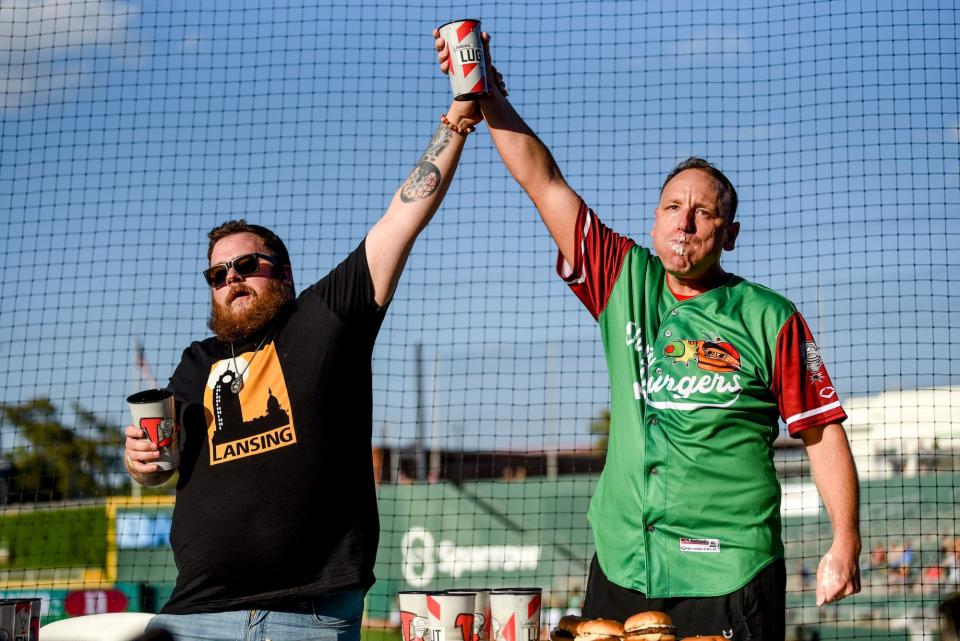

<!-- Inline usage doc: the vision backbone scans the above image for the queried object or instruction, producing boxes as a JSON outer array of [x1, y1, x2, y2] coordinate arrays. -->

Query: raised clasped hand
[[433, 27, 509, 134]]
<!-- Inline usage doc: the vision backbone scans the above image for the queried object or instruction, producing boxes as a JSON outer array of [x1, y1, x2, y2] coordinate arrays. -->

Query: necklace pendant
[[231, 377, 243, 394]]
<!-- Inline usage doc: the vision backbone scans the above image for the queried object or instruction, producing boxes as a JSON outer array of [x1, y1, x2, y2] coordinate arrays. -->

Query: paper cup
[[400, 591, 433, 641], [127, 388, 180, 471], [427, 592, 476, 641], [490, 589, 542, 641], [447, 589, 491, 641]]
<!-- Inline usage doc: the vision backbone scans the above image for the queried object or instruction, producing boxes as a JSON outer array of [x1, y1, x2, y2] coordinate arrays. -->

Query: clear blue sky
[[1, 0, 957, 451]]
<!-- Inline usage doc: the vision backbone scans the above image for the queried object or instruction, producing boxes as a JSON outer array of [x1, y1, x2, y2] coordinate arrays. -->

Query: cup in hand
[[127, 388, 180, 471]]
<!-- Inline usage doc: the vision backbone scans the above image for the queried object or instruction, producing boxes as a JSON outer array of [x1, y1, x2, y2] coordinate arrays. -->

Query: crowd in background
[[796, 536, 960, 596]]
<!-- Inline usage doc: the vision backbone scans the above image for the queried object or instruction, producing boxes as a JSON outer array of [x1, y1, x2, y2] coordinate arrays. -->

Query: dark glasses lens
[[203, 253, 274, 288], [231, 253, 262, 276], [203, 265, 228, 287]]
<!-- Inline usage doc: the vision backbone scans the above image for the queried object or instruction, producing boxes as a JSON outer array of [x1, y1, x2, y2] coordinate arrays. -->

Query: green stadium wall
[[2, 473, 957, 633]]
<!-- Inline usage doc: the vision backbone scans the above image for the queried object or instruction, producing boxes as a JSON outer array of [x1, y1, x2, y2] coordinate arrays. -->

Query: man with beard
[[433, 32, 860, 641], [122, 98, 486, 641]]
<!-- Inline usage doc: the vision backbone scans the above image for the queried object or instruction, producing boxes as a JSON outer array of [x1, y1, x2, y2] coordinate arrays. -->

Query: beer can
[[0, 602, 11, 641], [398, 591, 432, 641], [27, 599, 40, 641], [439, 19, 488, 100], [0, 599, 32, 641], [426, 592, 475, 641], [446, 589, 491, 641], [489, 588, 542, 641]]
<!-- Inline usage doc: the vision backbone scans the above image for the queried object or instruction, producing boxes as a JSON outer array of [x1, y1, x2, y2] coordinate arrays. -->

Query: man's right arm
[[434, 30, 581, 267]]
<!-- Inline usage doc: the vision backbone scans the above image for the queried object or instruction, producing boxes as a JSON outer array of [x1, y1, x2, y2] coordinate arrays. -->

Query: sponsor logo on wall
[[400, 528, 541, 588]]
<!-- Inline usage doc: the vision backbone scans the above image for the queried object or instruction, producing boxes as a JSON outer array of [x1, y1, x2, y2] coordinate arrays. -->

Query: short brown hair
[[207, 220, 291, 268], [661, 157, 738, 221]]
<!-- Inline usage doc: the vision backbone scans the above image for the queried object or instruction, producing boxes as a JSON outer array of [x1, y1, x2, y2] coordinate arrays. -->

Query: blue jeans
[[146, 588, 363, 641]]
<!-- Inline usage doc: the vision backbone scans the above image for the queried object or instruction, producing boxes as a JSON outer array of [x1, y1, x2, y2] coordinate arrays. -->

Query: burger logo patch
[[630, 323, 745, 411], [663, 339, 741, 372]]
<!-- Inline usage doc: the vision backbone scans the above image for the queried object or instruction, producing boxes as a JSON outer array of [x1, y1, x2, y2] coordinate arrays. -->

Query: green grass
[[0, 506, 107, 569], [362, 627, 401, 641]]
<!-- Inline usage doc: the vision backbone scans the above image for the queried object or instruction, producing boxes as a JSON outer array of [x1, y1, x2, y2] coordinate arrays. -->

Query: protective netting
[[1, 1, 958, 638]]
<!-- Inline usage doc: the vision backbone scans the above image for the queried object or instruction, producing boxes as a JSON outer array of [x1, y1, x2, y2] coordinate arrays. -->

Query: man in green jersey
[[434, 32, 861, 640]]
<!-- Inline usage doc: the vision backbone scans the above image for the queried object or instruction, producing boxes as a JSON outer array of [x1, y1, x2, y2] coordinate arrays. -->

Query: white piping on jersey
[[562, 208, 592, 284], [647, 397, 740, 410], [785, 400, 842, 426]]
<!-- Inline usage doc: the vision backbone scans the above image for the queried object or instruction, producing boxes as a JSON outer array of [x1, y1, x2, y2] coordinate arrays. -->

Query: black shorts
[[582, 555, 786, 641]]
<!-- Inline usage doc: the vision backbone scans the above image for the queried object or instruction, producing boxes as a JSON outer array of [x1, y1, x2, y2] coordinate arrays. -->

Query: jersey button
[[671, 309, 679, 316], [646, 525, 655, 532], [650, 417, 659, 425], [650, 468, 659, 476]]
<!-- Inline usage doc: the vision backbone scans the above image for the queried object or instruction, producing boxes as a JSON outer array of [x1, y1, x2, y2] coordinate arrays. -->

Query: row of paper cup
[[399, 588, 542, 641]]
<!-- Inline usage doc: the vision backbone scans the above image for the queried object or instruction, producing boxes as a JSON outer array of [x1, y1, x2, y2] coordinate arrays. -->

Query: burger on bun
[[551, 617, 586, 641], [575, 618, 625, 641], [552, 616, 625, 641], [624, 612, 676, 641]]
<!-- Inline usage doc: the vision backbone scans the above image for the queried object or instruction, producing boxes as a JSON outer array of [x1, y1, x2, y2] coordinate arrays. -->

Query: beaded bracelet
[[440, 113, 474, 135]]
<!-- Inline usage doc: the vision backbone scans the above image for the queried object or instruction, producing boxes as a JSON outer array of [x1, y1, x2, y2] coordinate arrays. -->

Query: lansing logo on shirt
[[203, 343, 297, 465]]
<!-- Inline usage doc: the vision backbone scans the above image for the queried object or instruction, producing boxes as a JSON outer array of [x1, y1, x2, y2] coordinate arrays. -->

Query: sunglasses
[[203, 252, 281, 289]]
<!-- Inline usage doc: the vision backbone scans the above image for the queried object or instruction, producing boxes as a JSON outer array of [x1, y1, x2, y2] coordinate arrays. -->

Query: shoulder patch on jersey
[[803, 341, 823, 373]]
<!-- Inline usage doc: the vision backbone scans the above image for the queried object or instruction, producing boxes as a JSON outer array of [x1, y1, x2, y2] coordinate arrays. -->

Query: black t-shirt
[[161, 241, 387, 614]]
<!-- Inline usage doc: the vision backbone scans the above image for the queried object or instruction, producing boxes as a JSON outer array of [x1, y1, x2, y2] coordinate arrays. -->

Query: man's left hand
[[816, 545, 861, 606], [445, 99, 482, 133]]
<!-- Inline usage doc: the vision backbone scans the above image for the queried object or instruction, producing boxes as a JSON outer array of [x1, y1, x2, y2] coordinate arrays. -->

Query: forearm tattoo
[[400, 125, 451, 203], [400, 161, 441, 202], [422, 124, 451, 163]]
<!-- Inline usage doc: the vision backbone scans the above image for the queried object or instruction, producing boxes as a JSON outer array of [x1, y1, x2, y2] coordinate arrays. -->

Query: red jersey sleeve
[[772, 311, 848, 435], [556, 200, 635, 319]]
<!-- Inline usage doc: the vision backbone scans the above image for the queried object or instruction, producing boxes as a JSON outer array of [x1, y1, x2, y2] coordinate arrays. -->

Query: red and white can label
[[439, 19, 488, 100]]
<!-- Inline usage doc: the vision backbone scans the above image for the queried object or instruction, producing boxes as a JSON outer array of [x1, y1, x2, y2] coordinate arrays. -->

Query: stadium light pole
[[414, 342, 427, 481], [546, 342, 559, 479], [429, 352, 442, 483]]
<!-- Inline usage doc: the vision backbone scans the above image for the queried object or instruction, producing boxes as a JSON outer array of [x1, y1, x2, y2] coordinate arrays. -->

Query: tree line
[[1, 398, 123, 503]]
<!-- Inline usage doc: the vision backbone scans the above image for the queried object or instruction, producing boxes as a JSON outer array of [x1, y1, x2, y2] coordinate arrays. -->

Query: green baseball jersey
[[559, 203, 846, 597]]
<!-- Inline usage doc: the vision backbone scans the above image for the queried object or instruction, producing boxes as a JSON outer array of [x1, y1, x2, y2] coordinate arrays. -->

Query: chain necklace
[[229, 328, 274, 394]]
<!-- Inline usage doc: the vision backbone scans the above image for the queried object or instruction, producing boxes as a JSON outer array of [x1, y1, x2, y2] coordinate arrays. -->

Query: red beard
[[208, 278, 292, 342]]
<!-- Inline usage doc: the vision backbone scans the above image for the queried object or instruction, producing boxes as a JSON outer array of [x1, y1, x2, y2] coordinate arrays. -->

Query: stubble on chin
[[208, 279, 291, 342]]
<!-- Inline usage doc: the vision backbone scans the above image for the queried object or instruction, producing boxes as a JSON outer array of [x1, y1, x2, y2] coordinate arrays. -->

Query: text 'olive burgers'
[[624, 612, 676, 641]]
